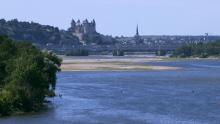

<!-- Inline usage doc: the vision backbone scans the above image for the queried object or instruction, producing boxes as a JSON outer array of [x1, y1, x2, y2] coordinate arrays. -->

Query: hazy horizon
[[0, 0, 219, 36]]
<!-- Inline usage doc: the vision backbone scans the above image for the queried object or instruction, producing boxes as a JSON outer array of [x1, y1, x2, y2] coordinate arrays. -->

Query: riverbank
[[60, 55, 181, 71]]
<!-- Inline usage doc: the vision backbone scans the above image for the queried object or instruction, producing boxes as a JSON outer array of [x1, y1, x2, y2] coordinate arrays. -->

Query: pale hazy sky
[[0, 0, 219, 36]]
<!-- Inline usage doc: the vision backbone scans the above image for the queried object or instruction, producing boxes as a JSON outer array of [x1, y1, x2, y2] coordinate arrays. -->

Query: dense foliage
[[0, 36, 62, 116], [172, 41, 220, 58], [0, 19, 80, 47]]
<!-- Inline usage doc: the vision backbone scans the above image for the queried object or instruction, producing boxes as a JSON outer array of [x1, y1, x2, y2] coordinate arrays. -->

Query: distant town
[[0, 18, 220, 54]]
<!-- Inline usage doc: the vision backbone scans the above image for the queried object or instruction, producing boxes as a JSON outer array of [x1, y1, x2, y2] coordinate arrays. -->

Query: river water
[[1, 59, 220, 124]]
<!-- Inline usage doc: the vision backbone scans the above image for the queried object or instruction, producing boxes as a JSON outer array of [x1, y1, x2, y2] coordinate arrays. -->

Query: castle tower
[[75, 19, 82, 33], [68, 19, 76, 32], [71, 19, 76, 28], [91, 19, 96, 33], [76, 19, 81, 26], [69, 19, 97, 43], [83, 19, 89, 34], [83, 19, 89, 24]]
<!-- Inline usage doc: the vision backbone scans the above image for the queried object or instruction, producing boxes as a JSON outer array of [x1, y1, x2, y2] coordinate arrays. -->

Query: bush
[[0, 36, 62, 116]]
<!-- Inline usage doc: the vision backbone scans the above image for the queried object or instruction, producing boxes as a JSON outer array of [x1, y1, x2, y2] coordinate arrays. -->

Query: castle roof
[[77, 20, 80, 24], [83, 19, 89, 24], [71, 19, 75, 23]]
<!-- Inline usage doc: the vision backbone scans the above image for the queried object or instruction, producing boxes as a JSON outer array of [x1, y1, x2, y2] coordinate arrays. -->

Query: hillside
[[0, 19, 116, 53]]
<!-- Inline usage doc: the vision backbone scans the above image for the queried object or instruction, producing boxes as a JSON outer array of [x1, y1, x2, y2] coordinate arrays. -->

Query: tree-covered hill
[[0, 19, 80, 49], [0, 19, 117, 54]]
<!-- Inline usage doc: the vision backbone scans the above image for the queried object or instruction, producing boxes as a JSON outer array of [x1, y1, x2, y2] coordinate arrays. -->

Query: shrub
[[0, 36, 62, 116]]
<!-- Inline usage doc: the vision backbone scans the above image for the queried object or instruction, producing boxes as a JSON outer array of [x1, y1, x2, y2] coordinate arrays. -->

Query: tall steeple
[[134, 24, 143, 44], [136, 25, 139, 36]]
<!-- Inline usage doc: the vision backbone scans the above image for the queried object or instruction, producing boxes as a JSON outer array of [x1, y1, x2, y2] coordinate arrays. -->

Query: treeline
[[0, 36, 62, 116], [65, 49, 89, 56], [172, 41, 220, 58]]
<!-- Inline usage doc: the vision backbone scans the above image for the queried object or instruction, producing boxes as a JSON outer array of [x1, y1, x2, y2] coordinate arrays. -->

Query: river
[[1, 59, 220, 124]]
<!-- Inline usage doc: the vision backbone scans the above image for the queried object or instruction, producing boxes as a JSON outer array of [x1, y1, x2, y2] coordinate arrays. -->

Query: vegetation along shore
[[0, 36, 62, 116]]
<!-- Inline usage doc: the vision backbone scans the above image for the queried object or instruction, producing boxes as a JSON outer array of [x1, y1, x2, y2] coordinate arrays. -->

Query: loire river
[[1, 59, 220, 124]]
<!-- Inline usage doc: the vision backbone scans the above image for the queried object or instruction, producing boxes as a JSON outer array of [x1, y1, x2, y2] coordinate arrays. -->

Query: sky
[[0, 0, 219, 36]]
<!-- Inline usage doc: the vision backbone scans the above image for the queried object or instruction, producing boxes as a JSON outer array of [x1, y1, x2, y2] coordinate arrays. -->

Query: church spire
[[136, 25, 139, 36], [134, 25, 143, 44]]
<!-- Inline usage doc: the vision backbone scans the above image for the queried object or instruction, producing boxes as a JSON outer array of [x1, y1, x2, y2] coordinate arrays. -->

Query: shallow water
[[1, 59, 220, 124]]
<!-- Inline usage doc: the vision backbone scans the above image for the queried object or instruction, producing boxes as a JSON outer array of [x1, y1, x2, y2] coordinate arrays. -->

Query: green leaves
[[0, 36, 62, 116], [0, 90, 14, 116]]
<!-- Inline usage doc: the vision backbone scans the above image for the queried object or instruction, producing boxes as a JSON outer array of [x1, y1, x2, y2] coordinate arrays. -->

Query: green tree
[[0, 36, 62, 116]]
